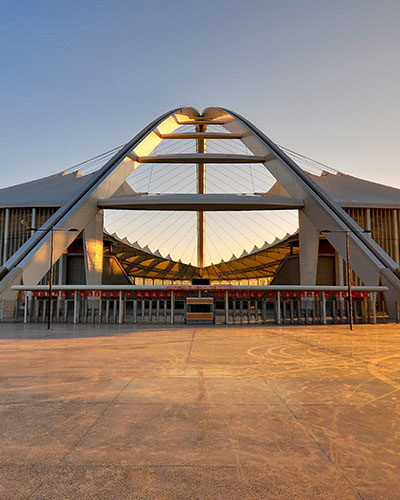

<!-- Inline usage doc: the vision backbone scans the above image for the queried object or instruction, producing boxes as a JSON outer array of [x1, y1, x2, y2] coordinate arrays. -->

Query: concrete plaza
[[1, 323, 400, 499]]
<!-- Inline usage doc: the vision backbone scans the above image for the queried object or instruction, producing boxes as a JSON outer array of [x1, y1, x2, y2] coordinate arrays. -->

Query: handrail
[[12, 284, 388, 292]]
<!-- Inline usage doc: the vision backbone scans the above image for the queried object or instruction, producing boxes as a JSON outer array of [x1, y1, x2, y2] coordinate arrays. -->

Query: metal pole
[[24, 291, 28, 324], [224, 290, 229, 324], [321, 292, 327, 325], [196, 123, 206, 271], [47, 228, 54, 329], [170, 290, 175, 324], [276, 291, 281, 325], [118, 291, 123, 324], [73, 291, 78, 323], [346, 228, 353, 331]]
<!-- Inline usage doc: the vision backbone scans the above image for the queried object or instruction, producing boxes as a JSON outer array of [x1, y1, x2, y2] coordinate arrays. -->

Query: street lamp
[[321, 228, 371, 331], [30, 227, 79, 329]]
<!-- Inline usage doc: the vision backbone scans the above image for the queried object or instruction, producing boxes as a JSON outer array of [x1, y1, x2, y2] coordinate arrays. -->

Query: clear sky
[[2, 0, 399, 188], [1, 0, 400, 264]]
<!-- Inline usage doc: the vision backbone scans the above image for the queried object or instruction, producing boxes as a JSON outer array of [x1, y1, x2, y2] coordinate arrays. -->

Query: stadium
[[1, 107, 399, 325]]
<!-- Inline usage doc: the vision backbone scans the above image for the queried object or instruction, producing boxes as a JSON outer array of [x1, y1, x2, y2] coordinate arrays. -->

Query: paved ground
[[1, 323, 400, 499]]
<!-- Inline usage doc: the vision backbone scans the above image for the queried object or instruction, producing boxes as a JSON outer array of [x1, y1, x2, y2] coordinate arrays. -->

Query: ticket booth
[[185, 297, 214, 324]]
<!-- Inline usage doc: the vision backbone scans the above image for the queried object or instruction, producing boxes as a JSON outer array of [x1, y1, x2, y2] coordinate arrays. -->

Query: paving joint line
[[183, 330, 196, 373], [263, 377, 366, 500], [25, 376, 136, 499]]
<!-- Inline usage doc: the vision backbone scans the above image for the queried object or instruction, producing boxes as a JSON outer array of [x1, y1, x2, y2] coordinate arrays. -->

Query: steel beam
[[137, 154, 265, 163], [159, 132, 242, 139], [98, 193, 303, 211]]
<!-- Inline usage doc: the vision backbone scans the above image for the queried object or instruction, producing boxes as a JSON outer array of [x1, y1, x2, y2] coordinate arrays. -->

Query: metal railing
[[7, 284, 388, 326]]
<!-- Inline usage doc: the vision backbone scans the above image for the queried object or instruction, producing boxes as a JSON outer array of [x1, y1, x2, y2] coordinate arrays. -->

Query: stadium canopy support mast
[[196, 121, 206, 272]]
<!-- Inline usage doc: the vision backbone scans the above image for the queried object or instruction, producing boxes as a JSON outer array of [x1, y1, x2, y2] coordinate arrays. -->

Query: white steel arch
[[0, 107, 199, 297], [1, 106, 400, 317], [204, 107, 400, 313]]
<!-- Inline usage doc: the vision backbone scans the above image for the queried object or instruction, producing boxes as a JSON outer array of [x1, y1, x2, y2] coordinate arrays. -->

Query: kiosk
[[185, 297, 214, 324]]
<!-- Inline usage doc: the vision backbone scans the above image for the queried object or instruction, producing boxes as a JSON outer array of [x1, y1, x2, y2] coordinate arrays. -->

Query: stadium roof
[[2, 166, 400, 280], [106, 230, 295, 281], [2, 169, 399, 209], [266, 171, 400, 209], [0, 171, 135, 208]]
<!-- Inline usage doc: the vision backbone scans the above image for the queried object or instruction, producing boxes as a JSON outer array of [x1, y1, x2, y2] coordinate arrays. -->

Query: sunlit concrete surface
[[1, 323, 400, 499]]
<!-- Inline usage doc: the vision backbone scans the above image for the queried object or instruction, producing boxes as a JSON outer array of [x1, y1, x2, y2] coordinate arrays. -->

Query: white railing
[[8, 284, 388, 326]]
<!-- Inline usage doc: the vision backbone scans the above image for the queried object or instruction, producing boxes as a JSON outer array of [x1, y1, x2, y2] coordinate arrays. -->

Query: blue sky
[[1, 0, 399, 190]]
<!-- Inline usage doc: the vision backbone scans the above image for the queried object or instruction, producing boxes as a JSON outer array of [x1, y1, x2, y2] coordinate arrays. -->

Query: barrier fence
[[7, 285, 388, 326]]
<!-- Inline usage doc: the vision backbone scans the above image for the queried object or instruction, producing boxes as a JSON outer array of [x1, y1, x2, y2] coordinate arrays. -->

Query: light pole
[[321, 228, 371, 331], [30, 227, 79, 329]]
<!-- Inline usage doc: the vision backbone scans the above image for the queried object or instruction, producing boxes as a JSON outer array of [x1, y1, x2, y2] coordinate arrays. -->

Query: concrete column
[[58, 253, 66, 285], [393, 209, 399, 264], [299, 210, 320, 285], [335, 253, 344, 286], [83, 210, 104, 285], [3, 208, 10, 265]]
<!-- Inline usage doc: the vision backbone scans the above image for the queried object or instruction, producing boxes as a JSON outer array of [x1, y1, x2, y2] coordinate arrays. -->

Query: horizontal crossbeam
[[99, 193, 304, 211], [159, 132, 243, 139], [137, 153, 267, 164], [175, 120, 226, 125]]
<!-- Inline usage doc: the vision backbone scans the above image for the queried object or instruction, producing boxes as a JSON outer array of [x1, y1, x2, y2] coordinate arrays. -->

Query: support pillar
[[3, 208, 9, 265], [299, 210, 320, 285], [335, 253, 344, 286], [393, 209, 399, 264], [224, 290, 229, 324], [276, 291, 281, 324], [196, 124, 206, 271], [83, 210, 104, 285], [170, 290, 175, 324]]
